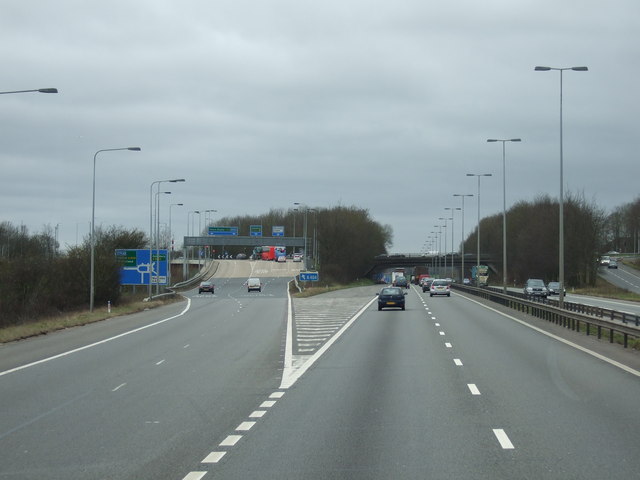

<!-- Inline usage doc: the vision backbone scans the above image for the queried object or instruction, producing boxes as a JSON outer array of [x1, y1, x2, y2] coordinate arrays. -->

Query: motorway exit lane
[[0, 277, 291, 480]]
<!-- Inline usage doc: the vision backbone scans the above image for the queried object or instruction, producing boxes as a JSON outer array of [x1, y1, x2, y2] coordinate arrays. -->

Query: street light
[[0, 88, 58, 95], [487, 138, 521, 292], [155, 191, 172, 295], [535, 65, 588, 308], [168, 203, 183, 286], [90, 147, 141, 312], [445, 207, 461, 280], [439, 217, 452, 278], [202, 210, 217, 260], [294, 202, 309, 269], [467, 173, 492, 282], [148, 178, 185, 299], [453, 194, 473, 283]]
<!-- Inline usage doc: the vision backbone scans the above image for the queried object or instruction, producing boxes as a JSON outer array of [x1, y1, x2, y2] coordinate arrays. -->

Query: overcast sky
[[1, 0, 638, 254]]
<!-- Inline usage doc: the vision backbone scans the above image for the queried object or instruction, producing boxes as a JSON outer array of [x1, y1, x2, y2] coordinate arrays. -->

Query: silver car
[[524, 279, 548, 298]]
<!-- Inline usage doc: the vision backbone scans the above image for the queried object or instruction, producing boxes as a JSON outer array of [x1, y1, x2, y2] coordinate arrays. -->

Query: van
[[247, 277, 262, 292]]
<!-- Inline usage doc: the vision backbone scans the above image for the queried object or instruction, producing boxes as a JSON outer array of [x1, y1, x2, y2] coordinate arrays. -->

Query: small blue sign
[[299, 271, 319, 282], [250, 225, 263, 237], [272, 226, 285, 237]]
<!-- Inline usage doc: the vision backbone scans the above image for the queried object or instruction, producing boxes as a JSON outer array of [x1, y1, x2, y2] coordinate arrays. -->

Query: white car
[[292, 253, 303, 262], [247, 277, 262, 292]]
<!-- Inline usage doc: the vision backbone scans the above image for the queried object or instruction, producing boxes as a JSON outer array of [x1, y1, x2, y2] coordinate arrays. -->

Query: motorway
[[1, 260, 640, 479]]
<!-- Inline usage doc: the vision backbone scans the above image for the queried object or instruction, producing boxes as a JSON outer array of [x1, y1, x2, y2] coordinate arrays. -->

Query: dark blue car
[[377, 287, 407, 311]]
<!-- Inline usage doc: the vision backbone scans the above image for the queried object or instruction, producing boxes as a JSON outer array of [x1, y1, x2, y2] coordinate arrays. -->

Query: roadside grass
[[292, 278, 375, 298], [0, 294, 182, 344], [572, 276, 640, 303]]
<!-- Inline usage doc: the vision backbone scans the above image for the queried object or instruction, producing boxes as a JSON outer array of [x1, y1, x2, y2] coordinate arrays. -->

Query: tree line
[[462, 193, 639, 287], [214, 205, 393, 284], [0, 223, 146, 328]]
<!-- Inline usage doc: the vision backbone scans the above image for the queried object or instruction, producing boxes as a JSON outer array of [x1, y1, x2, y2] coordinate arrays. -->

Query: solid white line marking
[[260, 400, 276, 408], [0, 298, 192, 378], [458, 295, 640, 378], [281, 295, 378, 389], [202, 451, 226, 463], [445, 343, 452, 348], [454, 359, 463, 366], [220, 435, 242, 447], [249, 410, 266, 418], [270, 391, 285, 399], [112, 383, 126, 392], [182, 472, 207, 480], [468, 384, 481, 395], [493, 429, 515, 449], [236, 421, 255, 431], [156, 359, 165, 365]]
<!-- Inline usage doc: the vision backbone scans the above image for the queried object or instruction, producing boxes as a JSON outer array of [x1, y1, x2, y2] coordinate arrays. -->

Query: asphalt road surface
[[1, 261, 640, 479]]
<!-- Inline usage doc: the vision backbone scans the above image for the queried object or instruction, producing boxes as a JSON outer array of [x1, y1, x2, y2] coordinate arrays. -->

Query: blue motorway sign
[[299, 271, 319, 282], [272, 226, 285, 237], [208, 226, 238, 236], [116, 249, 168, 286], [249, 225, 263, 237]]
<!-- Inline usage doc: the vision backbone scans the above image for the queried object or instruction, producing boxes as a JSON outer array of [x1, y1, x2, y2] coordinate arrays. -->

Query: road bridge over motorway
[[183, 235, 306, 249], [366, 253, 498, 281]]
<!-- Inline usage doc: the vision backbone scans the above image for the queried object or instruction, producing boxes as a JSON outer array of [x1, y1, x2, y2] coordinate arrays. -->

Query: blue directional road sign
[[299, 271, 319, 282], [116, 249, 168, 286]]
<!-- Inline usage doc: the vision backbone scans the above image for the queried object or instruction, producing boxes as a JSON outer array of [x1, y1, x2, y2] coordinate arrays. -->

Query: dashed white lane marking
[[468, 384, 481, 395], [445, 343, 452, 348], [112, 383, 126, 392], [202, 451, 226, 463], [270, 391, 285, 399], [184, 344, 190, 348], [155, 359, 165, 365], [431, 316, 437, 320], [182, 472, 207, 480], [0, 299, 192, 378], [236, 421, 256, 431], [249, 410, 266, 418], [454, 359, 463, 366], [260, 400, 276, 408], [493, 429, 515, 449], [220, 435, 242, 447], [439, 331, 445, 336], [435, 323, 440, 326]]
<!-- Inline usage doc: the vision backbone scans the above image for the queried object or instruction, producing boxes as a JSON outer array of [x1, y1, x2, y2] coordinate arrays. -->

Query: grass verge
[[292, 278, 376, 298], [572, 277, 640, 302], [0, 294, 183, 344]]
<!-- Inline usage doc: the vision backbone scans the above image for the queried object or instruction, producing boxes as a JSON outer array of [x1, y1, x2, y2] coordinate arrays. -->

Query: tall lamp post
[[168, 203, 183, 286], [445, 207, 461, 280], [148, 178, 185, 299], [535, 65, 588, 308], [487, 138, 521, 292], [0, 87, 58, 95], [155, 191, 171, 294], [439, 217, 452, 278], [90, 147, 141, 312], [294, 202, 309, 269], [453, 194, 473, 283], [466, 173, 492, 281]]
